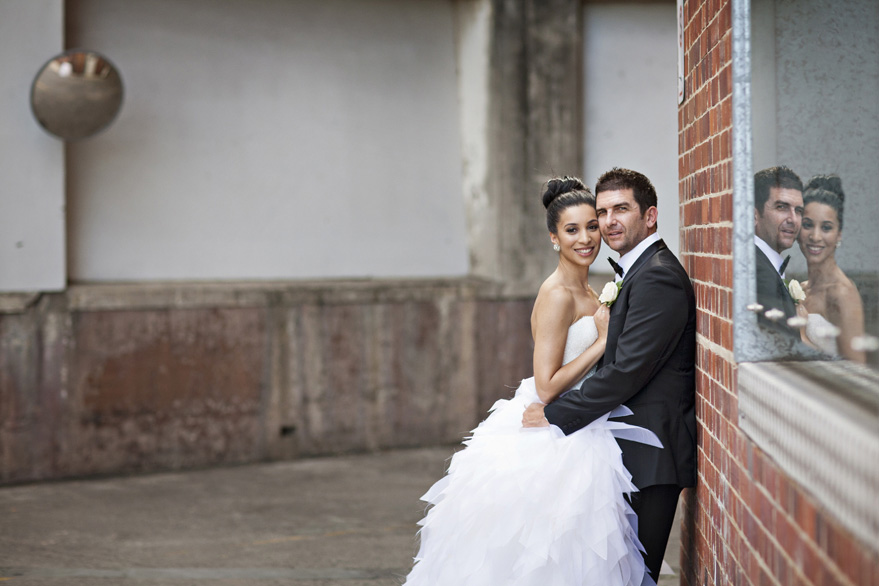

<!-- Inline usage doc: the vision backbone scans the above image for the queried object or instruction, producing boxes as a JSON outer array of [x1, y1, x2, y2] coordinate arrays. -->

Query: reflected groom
[[753, 166, 804, 336], [523, 168, 696, 581]]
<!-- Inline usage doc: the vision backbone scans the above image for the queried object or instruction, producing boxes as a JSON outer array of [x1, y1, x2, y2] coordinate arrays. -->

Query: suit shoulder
[[633, 256, 694, 300], [644, 251, 690, 279]]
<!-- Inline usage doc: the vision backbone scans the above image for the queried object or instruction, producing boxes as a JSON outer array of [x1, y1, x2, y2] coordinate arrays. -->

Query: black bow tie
[[608, 257, 624, 278], [779, 255, 791, 276]]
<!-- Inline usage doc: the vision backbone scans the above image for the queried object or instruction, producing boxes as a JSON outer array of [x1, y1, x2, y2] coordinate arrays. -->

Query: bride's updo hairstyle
[[803, 174, 845, 230], [542, 176, 596, 233]]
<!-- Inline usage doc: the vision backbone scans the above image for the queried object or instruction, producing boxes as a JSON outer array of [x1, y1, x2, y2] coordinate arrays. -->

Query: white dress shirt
[[754, 235, 785, 276]]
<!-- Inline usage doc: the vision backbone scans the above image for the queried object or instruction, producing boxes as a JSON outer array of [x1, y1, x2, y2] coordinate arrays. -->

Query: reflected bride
[[797, 175, 866, 363]]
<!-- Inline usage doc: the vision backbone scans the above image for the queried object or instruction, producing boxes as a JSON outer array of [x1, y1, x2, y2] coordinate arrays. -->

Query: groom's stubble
[[596, 188, 658, 257]]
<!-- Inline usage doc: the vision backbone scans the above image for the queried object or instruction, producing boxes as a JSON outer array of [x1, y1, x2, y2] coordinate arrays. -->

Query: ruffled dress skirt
[[403, 377, 657, 586]]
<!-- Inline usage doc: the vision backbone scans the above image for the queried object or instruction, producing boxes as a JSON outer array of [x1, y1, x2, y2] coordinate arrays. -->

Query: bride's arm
[[532, 291, 607, 404], [829, 281, 866, 363]]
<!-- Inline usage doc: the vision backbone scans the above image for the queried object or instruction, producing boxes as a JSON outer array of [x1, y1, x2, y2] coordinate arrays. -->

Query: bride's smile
[[551, 204, 601, 266]]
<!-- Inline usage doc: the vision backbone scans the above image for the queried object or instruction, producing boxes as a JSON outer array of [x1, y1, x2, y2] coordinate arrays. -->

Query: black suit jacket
[[544, 239, 696, 489], [754, 245, 798, 337]]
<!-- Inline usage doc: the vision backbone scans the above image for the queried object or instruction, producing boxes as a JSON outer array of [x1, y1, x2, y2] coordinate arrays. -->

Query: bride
[[402, 178, 658, 586], [797, 175, 866, 363]]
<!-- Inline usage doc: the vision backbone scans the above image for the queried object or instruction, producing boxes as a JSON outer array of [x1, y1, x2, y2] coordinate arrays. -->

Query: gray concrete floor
[[0, 447, 681, 585]]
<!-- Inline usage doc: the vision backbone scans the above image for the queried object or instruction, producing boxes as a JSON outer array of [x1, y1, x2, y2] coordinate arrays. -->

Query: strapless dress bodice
[[563, 316, 599, 365], [806, 313, 840, 356]]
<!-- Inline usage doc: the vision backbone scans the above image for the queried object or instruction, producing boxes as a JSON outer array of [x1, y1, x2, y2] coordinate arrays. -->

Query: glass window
[[736, 0, 879, 368]]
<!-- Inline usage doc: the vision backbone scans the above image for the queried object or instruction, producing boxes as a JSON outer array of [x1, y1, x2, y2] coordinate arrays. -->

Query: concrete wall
[[0, 281, 534, 483], [0, 0, 66, 292], [583, 2, 681, 259]]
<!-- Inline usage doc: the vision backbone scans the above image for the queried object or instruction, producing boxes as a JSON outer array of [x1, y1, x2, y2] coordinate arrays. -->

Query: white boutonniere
[[598, 281, 622, 307], [786, 279, 806, 304]]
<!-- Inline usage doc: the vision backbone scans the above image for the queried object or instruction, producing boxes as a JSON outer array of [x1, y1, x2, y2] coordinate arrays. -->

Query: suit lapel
[[621, 239, 667, 284], [601, 239, 667, 366], [755, 245, 796, 315]]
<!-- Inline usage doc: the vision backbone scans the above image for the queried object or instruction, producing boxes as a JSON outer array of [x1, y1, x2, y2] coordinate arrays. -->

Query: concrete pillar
[[459, 0, 583, 295]]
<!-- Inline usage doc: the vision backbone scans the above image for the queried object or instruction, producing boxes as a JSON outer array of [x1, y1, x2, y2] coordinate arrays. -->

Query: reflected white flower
[[850, 335, 879, 352], [763, 308, 785, 321], [787, 279, 806, 304], [746, 303, 764, 313], [786, 316, 807, 328]]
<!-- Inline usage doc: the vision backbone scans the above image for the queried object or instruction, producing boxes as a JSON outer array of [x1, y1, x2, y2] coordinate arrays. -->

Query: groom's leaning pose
[[523, 168, 696, 581]]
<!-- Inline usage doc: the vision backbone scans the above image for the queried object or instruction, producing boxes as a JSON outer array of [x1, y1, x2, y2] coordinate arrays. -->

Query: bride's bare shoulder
[[532, 277, 576, 322]]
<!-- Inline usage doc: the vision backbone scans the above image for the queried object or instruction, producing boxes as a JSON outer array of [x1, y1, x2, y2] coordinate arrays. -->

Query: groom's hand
[[522, 403, 550, 427]]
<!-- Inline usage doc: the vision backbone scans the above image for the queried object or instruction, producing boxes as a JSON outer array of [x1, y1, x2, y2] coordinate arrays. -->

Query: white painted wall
[[0, 0, 66, 292], [582, 2, 680, 260], [66, 0, 468, 281]]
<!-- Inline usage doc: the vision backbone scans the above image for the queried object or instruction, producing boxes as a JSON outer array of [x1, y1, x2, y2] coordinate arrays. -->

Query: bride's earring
[[552, 242, 561, 252], [837, 240, 842, 248]]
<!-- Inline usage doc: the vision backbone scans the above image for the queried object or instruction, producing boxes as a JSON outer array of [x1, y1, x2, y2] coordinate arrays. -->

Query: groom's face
[[596, 188, 657, 256], [754, 187, 803, 253]]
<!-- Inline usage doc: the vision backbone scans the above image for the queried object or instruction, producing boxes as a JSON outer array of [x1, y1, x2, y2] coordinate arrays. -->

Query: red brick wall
[[678, 1, 878, 585]]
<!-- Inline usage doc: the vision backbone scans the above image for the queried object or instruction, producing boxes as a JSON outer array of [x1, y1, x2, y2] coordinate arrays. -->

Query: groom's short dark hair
[[754, 166, 803, 213], [595, 168, 657, 214]]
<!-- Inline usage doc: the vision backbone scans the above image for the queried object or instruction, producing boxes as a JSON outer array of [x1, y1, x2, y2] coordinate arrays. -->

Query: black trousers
[[628, 484, 682, 581]]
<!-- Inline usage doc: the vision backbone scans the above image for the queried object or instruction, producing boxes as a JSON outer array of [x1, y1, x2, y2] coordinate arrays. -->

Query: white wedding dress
[[805, 313, 839, 356], [403, 316, 660, 586]]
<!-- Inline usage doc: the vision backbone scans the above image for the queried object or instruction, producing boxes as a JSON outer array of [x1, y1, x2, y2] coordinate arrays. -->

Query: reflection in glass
[[752, 166, 805, 340], [30, 50, 123, 141], [750, 0, 879, 366], [797, 176, 867, 363]]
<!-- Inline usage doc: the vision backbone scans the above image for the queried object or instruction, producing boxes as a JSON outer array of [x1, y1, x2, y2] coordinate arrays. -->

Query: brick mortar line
[[680, 120, 732, 151], [678, 172, 732, 181], [685, 16, 732, 62], [678, 195, 734, 206], [696, 333, 734, 363], [680, 221, 735, 229], [681, 62, 732, 104], [696, 443, 780, 586], [695, 361, 735, 393], [685, 7, 730, 70], [685, 253, 734, 260], [692, 464, 747, 585], [680, 145, 730, 162], [696, 372, 737, 415], [681, 94, 732, 125], [681, 87, 731, 126], [700, 320, 732, 346], [695, 309, 734, 322], [679, 161, 733, 175]]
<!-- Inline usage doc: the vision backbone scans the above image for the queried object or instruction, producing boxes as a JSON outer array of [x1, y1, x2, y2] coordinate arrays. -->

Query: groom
[[753, 165, 804, 337], [523, 168, 696, 581]]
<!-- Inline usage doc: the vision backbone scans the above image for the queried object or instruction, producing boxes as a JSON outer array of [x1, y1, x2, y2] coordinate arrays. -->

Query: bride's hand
[[594, 305, 610, 340], [795, 302, 815, 346], [522, 403, 549, 427], [795, 302, 808, 324]]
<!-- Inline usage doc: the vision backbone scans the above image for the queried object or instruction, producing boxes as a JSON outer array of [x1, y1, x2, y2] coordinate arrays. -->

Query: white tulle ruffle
[[403, 377, 659, 586]]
